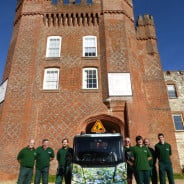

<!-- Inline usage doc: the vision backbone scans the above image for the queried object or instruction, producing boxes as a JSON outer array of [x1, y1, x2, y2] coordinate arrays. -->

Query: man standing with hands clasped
[[131, 136, 152, 184], [124, 137, 134, 184], [143, 138, 158, 184], [17, 139, 36, 184], [155, 133, 175, 184], [34, 139, 54, 184], [56, 138, 73, 184]]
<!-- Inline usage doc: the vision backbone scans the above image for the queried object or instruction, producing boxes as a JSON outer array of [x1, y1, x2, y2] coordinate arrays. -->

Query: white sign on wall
[[108, 73, 132, 96], [0, 79, 8, 103]]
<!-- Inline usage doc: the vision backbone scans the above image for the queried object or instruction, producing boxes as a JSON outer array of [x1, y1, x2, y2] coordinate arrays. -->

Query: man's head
[[136, 135, 143, 146], [143, 138, 150, 147], [42, 139, 49, 150], [62, 138, 69, 148], [158, 133, 165, 144], [28, 139, 35, 149], [124, 137, 131, 147]]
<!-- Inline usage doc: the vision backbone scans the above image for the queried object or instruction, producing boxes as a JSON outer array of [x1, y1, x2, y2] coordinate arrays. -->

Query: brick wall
[[0, 0, 181, 180]]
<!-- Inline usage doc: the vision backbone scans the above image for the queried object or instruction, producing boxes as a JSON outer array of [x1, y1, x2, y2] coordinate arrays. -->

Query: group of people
[[17, 133, 175, 184], [17, 138, 73, 184], [124, 133, 175, 184]]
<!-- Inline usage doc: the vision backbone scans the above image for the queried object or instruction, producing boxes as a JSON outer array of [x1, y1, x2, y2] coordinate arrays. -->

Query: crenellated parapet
[[136, 14, 156, 40], [14, 0, 101, 26], [14, 0, 134, 27], [136, 14, 158, 54], [43, 12, 99, 26]]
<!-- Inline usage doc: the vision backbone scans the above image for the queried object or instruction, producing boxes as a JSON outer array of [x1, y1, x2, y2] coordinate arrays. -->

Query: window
[[167, 84, 177, 98], [43, 68, 59, 90], [82, 68, 98, 89], [46, 36, 62, 57], [83, 36, 97, 57], [0, 79, 8, 103], [172, 114, 184, 131]]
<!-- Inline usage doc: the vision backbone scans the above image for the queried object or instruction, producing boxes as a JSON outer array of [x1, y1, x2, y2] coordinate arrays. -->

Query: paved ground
[[0, 180, 184, 184]]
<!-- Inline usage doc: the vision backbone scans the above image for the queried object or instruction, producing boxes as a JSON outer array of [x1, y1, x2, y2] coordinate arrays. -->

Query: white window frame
[[83, 36, 97, 57], [0, 79, 8, 103], [46, 36, 62, 57], [167, 84, 177, 98], [43, 68, 60, 90], [82, 68, 98, 89], [172, 114, 184, 131]]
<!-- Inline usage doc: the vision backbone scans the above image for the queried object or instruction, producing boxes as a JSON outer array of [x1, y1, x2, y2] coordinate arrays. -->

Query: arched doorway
[[84, 114, 124, 134]]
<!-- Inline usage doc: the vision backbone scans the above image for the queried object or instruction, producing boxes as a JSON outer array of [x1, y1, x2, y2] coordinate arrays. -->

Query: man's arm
[[154, 145, 159, 159], [147, 149, 152, 161], [169, 144, 172, 156], [50, 148, 55, 161], [17, 148, 23, 163], [56, 150, 60, 162]]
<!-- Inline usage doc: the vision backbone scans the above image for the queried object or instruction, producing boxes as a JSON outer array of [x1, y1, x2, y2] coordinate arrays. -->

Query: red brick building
[[0, 0, 181, 180]]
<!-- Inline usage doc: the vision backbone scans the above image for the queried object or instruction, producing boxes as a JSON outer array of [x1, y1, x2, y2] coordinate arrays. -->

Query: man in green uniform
[[55, 138, 73, 184], [155, 133, 174, 184], [131, 136, 152, 184], [34, 139, 55, 184], [144, 138, 158, 184], [124, 137, 135, 184], [17, 139, 36, 184]]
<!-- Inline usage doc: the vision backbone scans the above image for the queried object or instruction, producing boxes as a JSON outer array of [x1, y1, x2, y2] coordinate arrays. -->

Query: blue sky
[[0, 0, 184, 82]]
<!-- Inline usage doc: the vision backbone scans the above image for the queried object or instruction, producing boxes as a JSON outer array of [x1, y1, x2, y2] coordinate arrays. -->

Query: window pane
[[47, 37, 61, 57], [167, 85, 177, 98], [93, 83, 97, 88], [83, 36, 97, 57], [173, 115, 184, 130], [48, 39, 60, 57], [83, 68, 98, 89], [43, 68, 59, 90]]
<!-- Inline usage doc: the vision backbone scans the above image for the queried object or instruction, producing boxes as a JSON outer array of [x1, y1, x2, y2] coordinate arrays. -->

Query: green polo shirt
[[17, 146, 36, 168], [155, 142, 171, 163], [35, 146, 54, 169], [57, 147, 68, 167], [57, 146, 73, 167], [132, 145, 151, 171], [148, 147, 155, 166]]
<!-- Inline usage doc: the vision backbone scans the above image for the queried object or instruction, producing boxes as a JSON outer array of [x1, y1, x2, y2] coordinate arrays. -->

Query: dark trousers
[[150, 165, 158, 184], [17, 166, 33, 184], [34, 167, 49, 184], [55, 166, 72, 184], [159, 162, 174, 184], [136, 170, 150, 184], [127, 166, 135, 184]]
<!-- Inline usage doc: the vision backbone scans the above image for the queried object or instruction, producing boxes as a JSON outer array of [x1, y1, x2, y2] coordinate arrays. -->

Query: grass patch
[[174, 173, 184, 179], [48, 175, 56, 182], [32, 175, 56, 183]]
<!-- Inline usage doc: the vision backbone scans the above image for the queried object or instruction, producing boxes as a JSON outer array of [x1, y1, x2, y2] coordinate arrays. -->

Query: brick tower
[[0, 0, 181, 180]]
